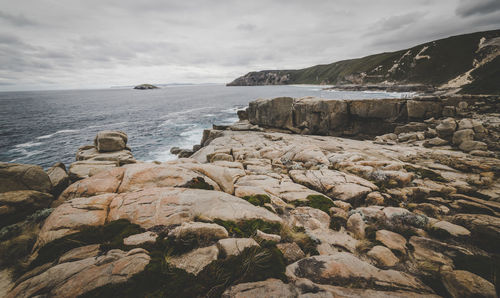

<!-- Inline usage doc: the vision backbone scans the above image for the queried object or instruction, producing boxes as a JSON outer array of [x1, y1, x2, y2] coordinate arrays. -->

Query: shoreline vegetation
[[1, 92, 499, 297]]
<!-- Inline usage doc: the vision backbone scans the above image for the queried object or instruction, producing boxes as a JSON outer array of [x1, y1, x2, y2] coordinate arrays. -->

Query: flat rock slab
[[168, 245, 219, 275]]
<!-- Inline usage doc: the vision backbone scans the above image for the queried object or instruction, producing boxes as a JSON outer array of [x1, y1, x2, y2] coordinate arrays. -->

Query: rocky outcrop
[[133, 84, 159, 90], [0, 162, 52, 194]]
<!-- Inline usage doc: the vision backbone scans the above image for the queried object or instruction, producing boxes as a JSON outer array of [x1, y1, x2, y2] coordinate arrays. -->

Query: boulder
[[288, 207, 331, 230], [0, 190, 53, 227], [436, 118, 457, 138], [248, 97, 294, 129], [7, 248, 150, 298], [94, 130, 128, 152], [367, 245, 399, 267], [76, 146, 135, 165], [431, 221, 470, 238], [57, 244, 100, 264], [459, 140, 487, 152], [276, 243, 305, 263], [441, 270, 496, 298], [423, 137, 448, 147], [222, 278, 297, 298], [168, 222, 228, 242], [255, 229, 281, 242], [123, 231, 158, 246], [46, 162, 70, 196], [217, 238, 259, 256], [168, 245, 219, 275], [452, 129, 474, 146], [68, 160, 118, 181], [0, 162, 52, 193], [346, 213, 365, 239], [407, 100, 443, 119], [286, 253, 433, 293], [376, 230, 407, 255]]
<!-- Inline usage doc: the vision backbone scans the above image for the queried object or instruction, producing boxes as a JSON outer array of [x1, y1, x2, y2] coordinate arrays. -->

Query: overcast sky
[[0, 0, 499, 91]]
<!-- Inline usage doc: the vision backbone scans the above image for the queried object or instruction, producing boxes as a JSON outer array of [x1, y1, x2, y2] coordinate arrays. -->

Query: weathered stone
[[423, 137, 449, 147], [0, 162, 52, 193], [431, 221, 470, 238], [255, 229, 281, 242], [276, 243, 305, 263], [222, 278, 297, 298], [168, 245, 219, 275], [94, 130, 128, 152], [7, 248, 150, 298], [407, 100, 442, 119], [0, 190, 53, 226], [452, 129, 474, 145], [68, 160, 118, 181], [58, 244, 100, 264], [288, 207, 330, 230], [436, 118, 457, 138], [459, 140, 487, 152], [286, 253, 432, 293], [168, 222, 228, 241], [367, 245, 399, 267], [346, 213, 365, 239], [76, 146, 135, 165], [441, 270, 496, 298], [46, 162, 70, 196], [376, 230, 407, 255], [217, 238, 259, 256], [123, 231, 158, 246]]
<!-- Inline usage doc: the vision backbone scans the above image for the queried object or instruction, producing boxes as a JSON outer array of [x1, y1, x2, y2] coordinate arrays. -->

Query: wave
[[36, 129, 80, 140], [14, 141, 43, 148]]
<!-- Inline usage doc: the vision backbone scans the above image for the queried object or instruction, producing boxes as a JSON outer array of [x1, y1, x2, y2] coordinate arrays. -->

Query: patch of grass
[[242, 194, 271, 207], [280, 225, 319, 256], [213, 219, 281, 238], [291, 195, 334, 214], [30, 219, 144, 269], [79, 245, 286, 298]]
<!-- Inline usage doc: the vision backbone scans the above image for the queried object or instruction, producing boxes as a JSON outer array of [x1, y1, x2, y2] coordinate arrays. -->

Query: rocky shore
[[1, 94, 499, 297]]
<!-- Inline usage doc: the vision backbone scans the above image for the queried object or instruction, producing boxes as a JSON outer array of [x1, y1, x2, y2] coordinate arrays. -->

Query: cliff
[[228, 29, 500, 94]]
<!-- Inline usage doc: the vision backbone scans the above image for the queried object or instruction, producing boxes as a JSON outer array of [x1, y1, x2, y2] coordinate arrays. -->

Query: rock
[[346, 213, 365, 239], [168, 245, 219, 275], [318, 284, 441, 297], [376, 230, 407, 255], [222, 278, 296, 298], [0, 162, 52, 193], [407, 100, 442, 119], [58, 244, 100, 263], [288, 207, 331, 230], [431, 221, 470, 238], [76, 146, 135, 165], [46, 162, 70, 196], [409, 236, 472, 270], [68, 160, 118, 181], [441, 270, 496, 298], [289, 169, 377, 202], [286, 253, 432, 293], [423, 137, 448, 147], [7, 248, 150, 298], [217, 238, 259, 256], [38, 187, 281, 248], [442, 106, 456, 117], [451, 214, 500, 250], [168, 222, 228, 242], [367, 245, 399, 267], [134, 84, 158, 90], [236, 109, 248, 121], [452, 129, 474, 145], [436, 118, 457, 138], [459, 140, 487, 152], [123, 231, 158, 246], [248, 97, 295, 129], [0, 190, 53, 227], [94, 130, 128, 152], [255, 229, 281, 242], [276, 243, 305, 263]]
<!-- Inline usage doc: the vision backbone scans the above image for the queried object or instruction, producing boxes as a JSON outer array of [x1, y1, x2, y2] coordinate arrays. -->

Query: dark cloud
[[0, 10, 37, 27], [456, 0, 500, 17]]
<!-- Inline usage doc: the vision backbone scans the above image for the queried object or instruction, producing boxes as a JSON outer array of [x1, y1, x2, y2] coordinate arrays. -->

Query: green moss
[[403, 165, 447, 182], [242, 194, 271, 207], [291, 195, 334, 214], [79, 246, 286, 298], [213, 219, 281, 238], [30, 219, 144, 269]]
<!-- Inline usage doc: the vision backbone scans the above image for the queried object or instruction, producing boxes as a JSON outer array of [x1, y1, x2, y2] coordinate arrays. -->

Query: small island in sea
[[133, 84, 159, 90]]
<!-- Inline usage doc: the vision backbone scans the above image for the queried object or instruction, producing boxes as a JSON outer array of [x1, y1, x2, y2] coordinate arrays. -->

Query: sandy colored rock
[[367, 245, 399, 267], [431, 221, 470, 237], [217, 238, 259, 256], [68, 160, 118, 180], [0, 190, 53, 226], [289, 169, 377, 202], [168, 245, 219, 275], [255, 229, 281, 242], [94, 130, 128, 152], [46, 162, 70, 196], [58, 244, 101, 263], [7, 248, 150, 298], [168, 221, 228, 241], [286, 253, 432, 293], [441, 270, 496, 298], [346, 213, 365, 239], [376, 230, 407, 254], [222, 278, 297, 298], [288, 207, 331, 230], [123, 231, 158, 246], [76, 146, 135, 165], [0, 162, 52, 193], [276, 243, 305, 263], [452, 129, 474, 145]]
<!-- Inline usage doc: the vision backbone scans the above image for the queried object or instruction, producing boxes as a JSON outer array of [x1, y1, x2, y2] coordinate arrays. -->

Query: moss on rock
[[291, 195, 334, 214]]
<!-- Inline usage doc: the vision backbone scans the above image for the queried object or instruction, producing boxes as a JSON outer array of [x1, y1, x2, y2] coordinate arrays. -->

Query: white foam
[[36, 129, 80, 140], [14, 141, 43, 148]]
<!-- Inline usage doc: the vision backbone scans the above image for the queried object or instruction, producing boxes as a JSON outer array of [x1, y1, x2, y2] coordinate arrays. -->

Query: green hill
[[227, 29, 500, 94]]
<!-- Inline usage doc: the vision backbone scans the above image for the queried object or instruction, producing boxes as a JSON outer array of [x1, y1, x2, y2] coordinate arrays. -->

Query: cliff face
[[228, 29, 500, 94]]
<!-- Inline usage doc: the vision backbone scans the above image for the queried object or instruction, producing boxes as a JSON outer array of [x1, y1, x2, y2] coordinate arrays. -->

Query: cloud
[[0, 10, 37, 26], [456, 0, 500, 17], [237, 23, 256, 31]]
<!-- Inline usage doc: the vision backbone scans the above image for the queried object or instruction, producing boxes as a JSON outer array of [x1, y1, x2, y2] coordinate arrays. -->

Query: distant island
[[134, 84, 159, 90], [227, 29, 500, 95]]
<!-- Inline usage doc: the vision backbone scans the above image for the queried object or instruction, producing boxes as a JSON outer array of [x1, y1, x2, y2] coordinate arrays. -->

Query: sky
[[0, 0, 499, 91]]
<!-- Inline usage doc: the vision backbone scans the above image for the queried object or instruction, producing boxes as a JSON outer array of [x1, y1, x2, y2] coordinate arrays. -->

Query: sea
[[0, 84, 411, 169]]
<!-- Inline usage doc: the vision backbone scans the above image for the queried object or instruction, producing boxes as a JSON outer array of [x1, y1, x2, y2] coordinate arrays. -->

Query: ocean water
[[0, 84, 409, 168]]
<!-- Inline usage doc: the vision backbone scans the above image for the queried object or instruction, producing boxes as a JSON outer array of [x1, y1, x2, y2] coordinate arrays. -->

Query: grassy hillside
[[228, 29, 500, 94]]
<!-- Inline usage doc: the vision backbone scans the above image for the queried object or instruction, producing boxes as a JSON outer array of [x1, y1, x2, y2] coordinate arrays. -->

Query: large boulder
[[7, 248, 150, 298], [168, 245, 219, 275], [407, 100, 443, 119], [285, 253, 433, 293], [68, 160, 119, 181], [0, 190, 53, 227], [94, 130, 128, 152], [248, 97, 294, 129], [46, 162, 70, 196], [76, 146, 135, 165], [292, 97, 349, 135], [436, 118, 457, 139], [0, 162, 52, 193], [441, 270, 496, 298]]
